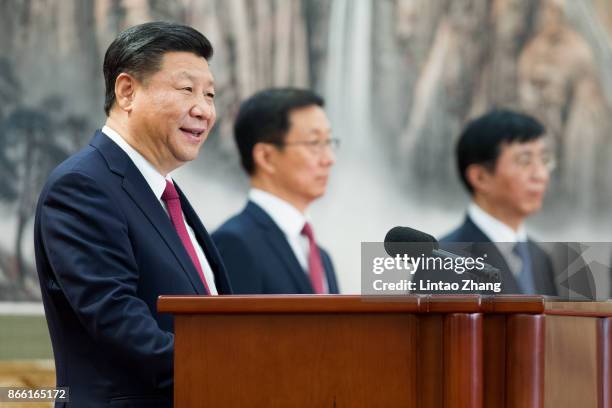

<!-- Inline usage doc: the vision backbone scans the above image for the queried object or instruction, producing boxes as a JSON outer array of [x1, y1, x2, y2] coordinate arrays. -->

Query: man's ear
[[465, 163, 494, 194], [114, 73, 138, 113], [252, 143, 278, 175]]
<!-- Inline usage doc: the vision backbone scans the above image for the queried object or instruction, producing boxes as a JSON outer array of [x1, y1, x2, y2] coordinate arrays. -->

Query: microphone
[[384, 226, 501, 282]]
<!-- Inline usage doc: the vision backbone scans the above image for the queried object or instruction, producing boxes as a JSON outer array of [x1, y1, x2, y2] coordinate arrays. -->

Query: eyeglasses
[[270, 138, 341, 154], [513, 152, 557, 171]]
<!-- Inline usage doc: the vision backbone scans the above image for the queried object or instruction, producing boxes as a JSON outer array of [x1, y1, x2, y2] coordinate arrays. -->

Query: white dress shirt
[[467, 201, 527, 278], [249, 188, 329, 293], [102, 125, 218, 294]]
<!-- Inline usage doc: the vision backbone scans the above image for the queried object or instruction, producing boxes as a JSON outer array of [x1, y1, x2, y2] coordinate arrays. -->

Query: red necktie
[[301, 222, 326, 294], [161, 180, 210, 294]]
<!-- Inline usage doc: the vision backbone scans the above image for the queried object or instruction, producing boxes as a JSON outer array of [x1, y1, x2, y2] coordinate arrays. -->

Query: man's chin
[[176, 146, 204, 162], [522, 202, 543, 217], [308, 190, 326, 202]]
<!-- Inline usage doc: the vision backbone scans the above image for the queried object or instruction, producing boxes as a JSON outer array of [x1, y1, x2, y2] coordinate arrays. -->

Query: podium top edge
[[157, 295, 557, 315]]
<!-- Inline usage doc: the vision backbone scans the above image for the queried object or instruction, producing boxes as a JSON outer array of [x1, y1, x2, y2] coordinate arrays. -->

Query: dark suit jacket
[[33, 130, 232, 407], [435, 216, 558, 295], [212, 201, 339, 294]]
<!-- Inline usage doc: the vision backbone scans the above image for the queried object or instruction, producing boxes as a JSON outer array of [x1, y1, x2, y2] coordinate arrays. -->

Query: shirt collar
[[248, 188, 308, 237], [102, 125, 170, 200], [467, 201, 527, 243]]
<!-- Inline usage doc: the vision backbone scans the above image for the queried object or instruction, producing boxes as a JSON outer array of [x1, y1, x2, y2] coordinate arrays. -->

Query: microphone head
[[384, 226, 439, 257], [384, 226, 437, 244]]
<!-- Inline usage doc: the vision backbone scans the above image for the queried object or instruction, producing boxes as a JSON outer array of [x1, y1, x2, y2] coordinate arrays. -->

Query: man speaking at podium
[[34, 22, 231, 407], [213, 88, 339, 295]]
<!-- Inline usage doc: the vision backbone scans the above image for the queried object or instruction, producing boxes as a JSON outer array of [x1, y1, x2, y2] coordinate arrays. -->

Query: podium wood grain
[[175, 313, 418, 407], [159, 295, 612, 407]]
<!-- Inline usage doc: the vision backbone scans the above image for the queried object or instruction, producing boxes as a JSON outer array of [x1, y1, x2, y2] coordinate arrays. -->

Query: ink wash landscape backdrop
[[1, 0, 612, 298]]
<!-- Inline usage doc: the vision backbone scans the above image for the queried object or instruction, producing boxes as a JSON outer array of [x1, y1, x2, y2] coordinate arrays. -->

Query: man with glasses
[[437, 109, 558, 295], [213, 88, 340, 294]]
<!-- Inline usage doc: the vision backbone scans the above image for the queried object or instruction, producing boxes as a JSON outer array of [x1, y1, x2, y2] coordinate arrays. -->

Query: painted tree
[[0, 108, 70, 288]]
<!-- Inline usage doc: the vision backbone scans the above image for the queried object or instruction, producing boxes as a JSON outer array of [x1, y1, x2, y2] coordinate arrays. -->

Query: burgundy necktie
[[161, 180, 210, 294], [301, 222, 326, 294]]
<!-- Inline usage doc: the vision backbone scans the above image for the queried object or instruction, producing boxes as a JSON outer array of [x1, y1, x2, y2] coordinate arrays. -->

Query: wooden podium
[[157, 295, 612, 407]]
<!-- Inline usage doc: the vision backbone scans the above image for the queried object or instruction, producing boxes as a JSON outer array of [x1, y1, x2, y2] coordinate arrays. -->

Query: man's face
[[268, 105, 335, 209], [129, 51, 216, 174], [481, 139, 552, 218]]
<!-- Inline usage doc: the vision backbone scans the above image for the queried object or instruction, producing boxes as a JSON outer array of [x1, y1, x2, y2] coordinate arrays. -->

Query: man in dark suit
[[34, 22, 231, 407], [213, 88, 339, 294], [439, 109, 557, 295]]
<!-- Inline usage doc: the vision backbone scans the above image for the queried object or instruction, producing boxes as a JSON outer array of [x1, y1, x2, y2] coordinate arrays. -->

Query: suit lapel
[[528, 240, 555, 295], [174, 182, 231, 295], [321, 250, 338, 293], [459, 217, 521, 294], [90, 131, 206, 294], [245, 202, 313, 293], [475, 242, 520, 294]]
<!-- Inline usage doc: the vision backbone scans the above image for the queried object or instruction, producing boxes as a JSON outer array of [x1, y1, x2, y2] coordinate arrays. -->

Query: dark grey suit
[[437, 216, 558, 295]]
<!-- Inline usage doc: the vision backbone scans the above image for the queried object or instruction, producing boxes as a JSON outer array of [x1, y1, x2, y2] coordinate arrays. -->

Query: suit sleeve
[[212, 230, 262, 294], [40, 171, 173, 388]]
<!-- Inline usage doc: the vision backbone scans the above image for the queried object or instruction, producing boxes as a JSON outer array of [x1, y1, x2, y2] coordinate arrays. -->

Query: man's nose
[[531, 160, 550, 183], [191, 97, 214, 121], [320, 145, 336, 166]]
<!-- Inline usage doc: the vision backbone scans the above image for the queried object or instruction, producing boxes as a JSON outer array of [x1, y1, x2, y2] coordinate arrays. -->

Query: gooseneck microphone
[[384, 226, 501, 282]]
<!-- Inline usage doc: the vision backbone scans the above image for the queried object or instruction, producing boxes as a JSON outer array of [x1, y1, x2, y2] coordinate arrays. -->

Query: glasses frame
[[268, 138, 341, 153], [512, 152, 557, 172]]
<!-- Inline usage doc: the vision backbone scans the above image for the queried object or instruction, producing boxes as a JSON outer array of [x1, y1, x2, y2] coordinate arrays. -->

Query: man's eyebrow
[[175, 71, 194, 81], [308, 127, 332, 134], [175, 71, 215, 87]]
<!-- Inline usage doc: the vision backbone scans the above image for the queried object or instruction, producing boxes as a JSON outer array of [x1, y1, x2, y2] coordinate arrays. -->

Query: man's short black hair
[[103, 21, 213, 115], [234, 87, 324, 175], [457, 109, 546, 194]]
